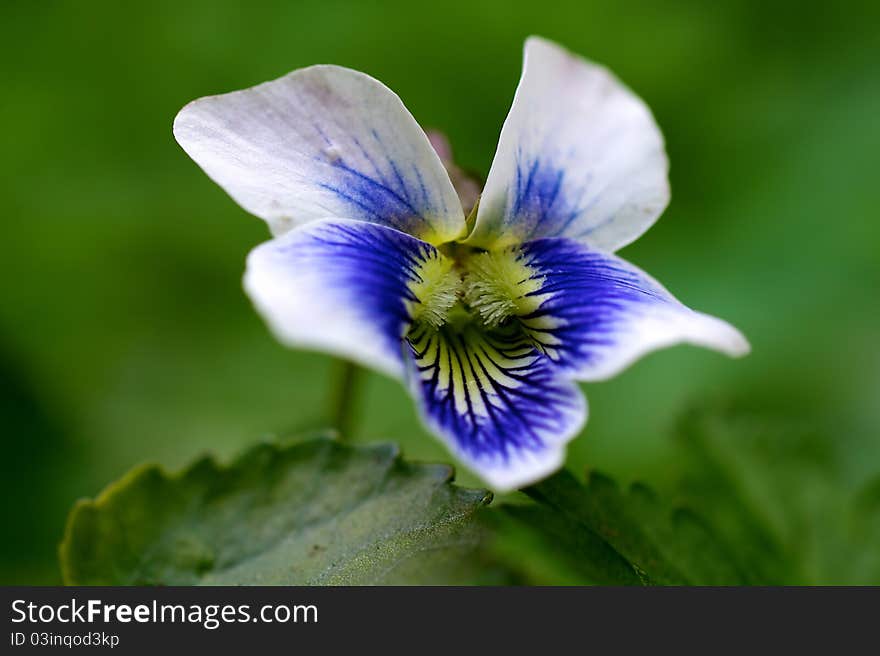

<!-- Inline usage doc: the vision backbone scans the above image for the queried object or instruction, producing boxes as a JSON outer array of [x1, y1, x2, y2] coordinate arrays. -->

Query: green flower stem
[[329, 359, 362, 440]]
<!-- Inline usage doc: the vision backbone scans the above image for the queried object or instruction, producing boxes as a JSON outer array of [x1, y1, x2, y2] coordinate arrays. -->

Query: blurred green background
[[2, 0, 878, 584]]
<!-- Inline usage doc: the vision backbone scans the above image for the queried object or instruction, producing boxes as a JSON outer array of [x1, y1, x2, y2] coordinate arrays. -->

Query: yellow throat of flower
[[407, 253, 461, 330], [407, 246, 546, 332]]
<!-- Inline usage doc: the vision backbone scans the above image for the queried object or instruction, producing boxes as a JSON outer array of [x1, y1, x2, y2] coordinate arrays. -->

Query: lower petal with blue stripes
[[404, 318, 586, 491]]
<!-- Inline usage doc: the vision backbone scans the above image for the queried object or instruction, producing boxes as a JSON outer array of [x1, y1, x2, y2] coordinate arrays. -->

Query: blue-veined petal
[[174, 66, 466, 244], [466, 37, 669, 252], [405, 320, 586, 491], [509, 238, 750, 380], [244, 219, 454, 379]]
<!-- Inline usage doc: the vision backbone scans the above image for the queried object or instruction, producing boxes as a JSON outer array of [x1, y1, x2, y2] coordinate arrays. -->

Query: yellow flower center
[[407, 245, 548, 333]]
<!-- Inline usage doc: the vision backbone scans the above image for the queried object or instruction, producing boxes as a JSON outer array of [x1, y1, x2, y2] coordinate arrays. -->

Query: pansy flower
[[174, 37, 749, 491]]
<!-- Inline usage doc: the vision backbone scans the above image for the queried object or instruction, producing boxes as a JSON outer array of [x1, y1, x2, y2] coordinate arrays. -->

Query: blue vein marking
[[277, 221, 438, 361], [407, 320, 581, 462], [508, 153, 590, 239], [515, 238, 679, 369]]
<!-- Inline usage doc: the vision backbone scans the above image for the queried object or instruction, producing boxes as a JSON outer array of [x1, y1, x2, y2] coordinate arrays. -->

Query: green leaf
[[676, 410, 880, 585], [59, 435, 506, 585], [485, 498, 643, 585], [490, 469, 748, 586], [488, 409, 880, 586]]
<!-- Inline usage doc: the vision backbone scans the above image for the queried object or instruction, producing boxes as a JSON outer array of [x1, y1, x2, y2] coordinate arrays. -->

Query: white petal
[[466, 37, 670, 251], [244, 219, 448, 380], [175, 66, 466, 244], [513, 237, 750, 381]]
